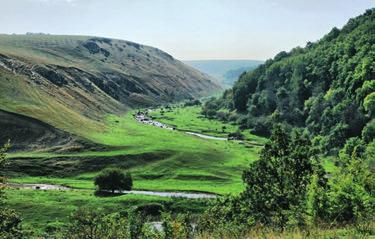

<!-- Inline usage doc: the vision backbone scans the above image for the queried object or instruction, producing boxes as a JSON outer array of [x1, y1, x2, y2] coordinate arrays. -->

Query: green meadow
[[4, 106, 267, 231], [5, 188, 208, 234], [8, 107, 264, 194], [4, 105, 339, 232], [149, 106, 266, 144]]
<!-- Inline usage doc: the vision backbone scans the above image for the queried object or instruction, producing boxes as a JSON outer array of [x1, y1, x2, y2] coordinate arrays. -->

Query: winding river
[[3, 112, 227, 199], [134, 112, 228, 141], [3, 183, 217, 199]]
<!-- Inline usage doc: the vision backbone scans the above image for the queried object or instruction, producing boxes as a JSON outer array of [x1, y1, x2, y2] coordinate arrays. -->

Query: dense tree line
[[204, 9, 374, 154], [199, 126, 374, 237]]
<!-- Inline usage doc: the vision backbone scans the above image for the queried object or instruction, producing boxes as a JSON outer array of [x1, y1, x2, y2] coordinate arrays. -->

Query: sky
[[0, 0, 373, 60]]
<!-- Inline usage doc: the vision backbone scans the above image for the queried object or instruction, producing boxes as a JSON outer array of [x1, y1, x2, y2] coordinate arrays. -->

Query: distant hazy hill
[[0, 34, 220, 149], [184, 60, 263, 87]]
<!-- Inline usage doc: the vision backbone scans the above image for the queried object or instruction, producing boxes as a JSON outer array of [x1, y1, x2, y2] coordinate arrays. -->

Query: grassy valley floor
[[5, 105, 266, 232]]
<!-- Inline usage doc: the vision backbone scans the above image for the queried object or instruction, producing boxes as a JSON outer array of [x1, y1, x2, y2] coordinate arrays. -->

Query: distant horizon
[[1, 0, 373, 60]]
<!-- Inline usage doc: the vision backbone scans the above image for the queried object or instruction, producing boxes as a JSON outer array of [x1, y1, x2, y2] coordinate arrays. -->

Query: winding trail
[[3, 183, 217, 199]]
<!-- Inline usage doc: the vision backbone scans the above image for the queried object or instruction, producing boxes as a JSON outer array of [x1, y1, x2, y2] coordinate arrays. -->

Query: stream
[[3, 183, 217, 199], [134, 112, 228, 141], [2, 112, 227, 199], [185, 132, 227, 140]]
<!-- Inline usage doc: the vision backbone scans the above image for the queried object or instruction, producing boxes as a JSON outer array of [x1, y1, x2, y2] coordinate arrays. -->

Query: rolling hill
[[184, 59, 263, 88], [0, 34, 221, 148]]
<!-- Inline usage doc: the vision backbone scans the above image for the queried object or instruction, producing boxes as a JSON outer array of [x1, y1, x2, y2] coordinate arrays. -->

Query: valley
[[0, 4, 373, 238], [6, 106, 264, 194], [3, 105, 264, 233]]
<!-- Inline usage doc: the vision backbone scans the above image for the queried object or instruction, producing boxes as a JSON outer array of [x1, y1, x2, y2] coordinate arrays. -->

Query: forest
[[203, 8, 374, 155]]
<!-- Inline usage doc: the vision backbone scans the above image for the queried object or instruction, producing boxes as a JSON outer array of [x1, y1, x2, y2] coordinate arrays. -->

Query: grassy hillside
[[0, 34, 221, 150], [184, 59, 263, 88]]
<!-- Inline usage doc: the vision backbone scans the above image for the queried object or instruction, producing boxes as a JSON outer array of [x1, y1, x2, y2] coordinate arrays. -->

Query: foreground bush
[[198, 125, 374, 236], [0, 141, 23, 239], [49, 208, 374, 239], [50, 208, 195, 239]]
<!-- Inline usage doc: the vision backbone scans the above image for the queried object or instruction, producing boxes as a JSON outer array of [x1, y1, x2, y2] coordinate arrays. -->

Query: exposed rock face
[[34, 66, 68, 86]]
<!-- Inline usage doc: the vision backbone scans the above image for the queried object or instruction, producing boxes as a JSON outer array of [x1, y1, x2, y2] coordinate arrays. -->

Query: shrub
[[227, 131, 244, 140], [325, 154, 375, 227], [184, 99, 201, 107], [134, 203, 164, 217], [0, 141, 23, 239], [362, 119, 375, 143], [94, 168, 132, 194]]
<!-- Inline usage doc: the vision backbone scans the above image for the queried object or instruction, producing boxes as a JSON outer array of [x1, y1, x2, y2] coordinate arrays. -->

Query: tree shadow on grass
[[94, 190, 124, 197]]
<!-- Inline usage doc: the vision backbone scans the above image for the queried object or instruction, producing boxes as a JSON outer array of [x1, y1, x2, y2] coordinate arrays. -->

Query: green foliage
[[0, 141, 22, 238], [184, 99, 201, 107], [362, 119, 375, 143], [161, 212, 174, 239], [0, 141, 10, 203], [0, 140, 10, 183], [51, 208, 194, 239], [222, 9, 375, 152], [325, 149, 375, 228], [227, 130, 244, 140], [94, 168, 133, 194], [201, 98, 223, 119], [161, 212, 193, 239], [0, 209, 23, 239], [66, 209, 106, 239], [134, 203, 164, 217], [364, 92, 375, 118], [239, 126, 326, 228], [305, 173, 320, 227], [200, 126, 327, 231], [199, 125, 375, 236], [55, 209, 145, 239], [128, 211, 145, 239]]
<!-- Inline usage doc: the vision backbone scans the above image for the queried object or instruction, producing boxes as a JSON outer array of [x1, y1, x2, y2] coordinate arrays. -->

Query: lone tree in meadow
[[94, 168, 133, 194]]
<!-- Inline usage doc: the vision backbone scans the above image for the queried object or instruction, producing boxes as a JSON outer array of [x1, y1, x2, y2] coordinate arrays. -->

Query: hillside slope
[[0, 109, 100, 152], [0, 35, 221, 143], [214, 8, 374, 153]]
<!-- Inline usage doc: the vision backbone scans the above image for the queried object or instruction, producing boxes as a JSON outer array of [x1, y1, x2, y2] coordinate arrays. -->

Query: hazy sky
[[0, 0, 373, 60]]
